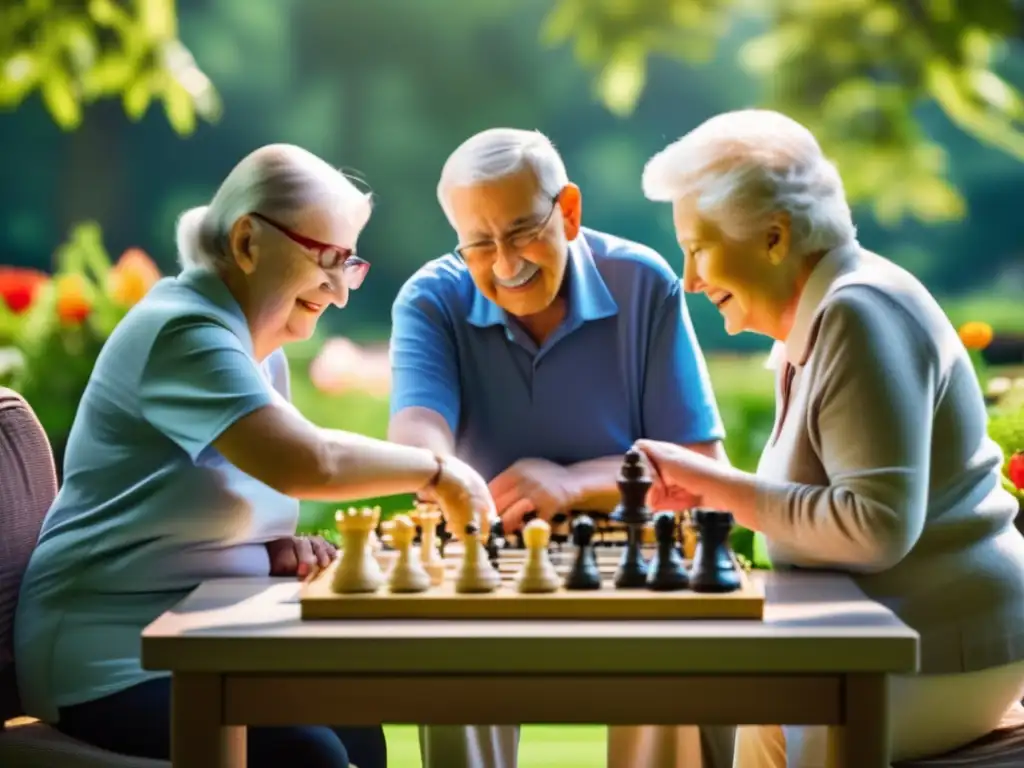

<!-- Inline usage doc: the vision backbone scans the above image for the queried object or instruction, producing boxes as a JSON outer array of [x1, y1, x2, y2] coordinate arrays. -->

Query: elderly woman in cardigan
[[634, 110, 1024, 767], [15, 144, 494, 768]]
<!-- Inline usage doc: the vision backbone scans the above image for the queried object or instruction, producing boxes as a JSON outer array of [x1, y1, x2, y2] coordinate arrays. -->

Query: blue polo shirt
[[389, 227, 724, 479]]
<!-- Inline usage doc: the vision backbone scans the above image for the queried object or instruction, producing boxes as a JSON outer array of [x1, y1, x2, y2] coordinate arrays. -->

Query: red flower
[[0, 267, 49, 313], [1010, 452, 1024, 491]]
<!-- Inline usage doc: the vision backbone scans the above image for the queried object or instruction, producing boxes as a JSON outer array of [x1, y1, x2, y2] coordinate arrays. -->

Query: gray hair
[[437, 128, 569, 223], [642, 110, 856, 258], [175, 143, 372, 272]]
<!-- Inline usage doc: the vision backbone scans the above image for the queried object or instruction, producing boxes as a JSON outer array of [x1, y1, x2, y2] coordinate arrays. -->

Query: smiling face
[[447, 168, 581, 319], [228, 200, 370, 357], [672, 197, 800, 339]]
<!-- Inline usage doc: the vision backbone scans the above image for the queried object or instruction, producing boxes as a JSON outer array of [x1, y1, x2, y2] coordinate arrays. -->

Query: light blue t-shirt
[[14, 268, 299, 722], [389, 227, 724, 480]]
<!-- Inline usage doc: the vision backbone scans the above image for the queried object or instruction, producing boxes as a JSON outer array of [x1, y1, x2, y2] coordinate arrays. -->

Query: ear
[[228, 216, 258, 275], [765, 212, 791, 266], [558, 183, 582, 241]]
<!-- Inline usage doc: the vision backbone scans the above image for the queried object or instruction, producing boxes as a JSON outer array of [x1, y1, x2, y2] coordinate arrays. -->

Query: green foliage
[[0, 0, 221, 134], [989, 387, 1024, 505], [545, 0, 1024, 224]]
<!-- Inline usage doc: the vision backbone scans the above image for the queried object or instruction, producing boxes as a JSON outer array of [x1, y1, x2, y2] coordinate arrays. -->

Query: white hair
[[175, 143, 372, 272], [436, 128, 569, 223], [642, 109, 856, 257]]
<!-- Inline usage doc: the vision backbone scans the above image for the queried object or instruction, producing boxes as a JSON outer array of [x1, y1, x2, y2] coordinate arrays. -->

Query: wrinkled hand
[[433, 455, 497, 540], [489, 458, 576, 532], [632, 439, 710, 511], [266, 535, 336, 579]]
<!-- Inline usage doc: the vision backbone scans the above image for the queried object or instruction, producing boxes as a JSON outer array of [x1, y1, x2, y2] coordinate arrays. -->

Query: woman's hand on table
[[267, 535, 337, 579], [433, 455, 497, 540]]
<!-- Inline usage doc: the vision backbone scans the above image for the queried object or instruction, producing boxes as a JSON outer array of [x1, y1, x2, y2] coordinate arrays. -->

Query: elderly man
[[387, 127, 731, 768]]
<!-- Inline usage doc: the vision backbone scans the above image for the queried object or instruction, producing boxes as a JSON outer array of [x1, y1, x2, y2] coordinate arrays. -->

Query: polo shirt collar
[[177, 267, 256, 358], [466, 235, 618, 329], [767, 242, 861, 368]]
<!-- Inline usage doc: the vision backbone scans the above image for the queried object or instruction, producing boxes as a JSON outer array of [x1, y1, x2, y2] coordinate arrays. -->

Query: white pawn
[[515, 518, 560, 593], [388, 515, 431, 593], [331, 507, 385, 594], [455, 522, 501, 594], [411, 503, 446, 586]]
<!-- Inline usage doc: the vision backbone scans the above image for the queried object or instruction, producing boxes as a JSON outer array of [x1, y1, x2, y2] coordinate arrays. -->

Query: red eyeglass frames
[[250, 212, 370, 290]]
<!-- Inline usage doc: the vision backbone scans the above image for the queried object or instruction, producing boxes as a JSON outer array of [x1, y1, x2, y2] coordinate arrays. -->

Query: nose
[[323, 273, 349, 308], [681, 251, 704, 294], [492, 244, 522, 281]]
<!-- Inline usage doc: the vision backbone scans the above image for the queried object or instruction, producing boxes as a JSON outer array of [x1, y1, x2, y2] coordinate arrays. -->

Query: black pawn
[[564, 515, 602, 590], [486, 516, 504, 569], [646, 512, 689, 591], [690, 510, 742, 593]]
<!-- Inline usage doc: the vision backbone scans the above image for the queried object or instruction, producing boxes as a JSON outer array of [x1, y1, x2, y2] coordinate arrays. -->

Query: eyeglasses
[[250, 212, 370, 290], [454, 191, 562, 263]]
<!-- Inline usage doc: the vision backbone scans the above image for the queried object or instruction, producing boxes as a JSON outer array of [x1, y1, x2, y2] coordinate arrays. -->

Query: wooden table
[[141, 570, 918, 768]]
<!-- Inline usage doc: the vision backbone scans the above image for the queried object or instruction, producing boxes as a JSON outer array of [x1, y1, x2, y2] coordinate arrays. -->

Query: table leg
[[172, 673, 246, 768], [827, 674, 890, 768]]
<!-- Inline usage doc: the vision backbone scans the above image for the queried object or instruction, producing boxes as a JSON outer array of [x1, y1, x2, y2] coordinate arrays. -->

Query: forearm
[[297, 428, 439, 501]]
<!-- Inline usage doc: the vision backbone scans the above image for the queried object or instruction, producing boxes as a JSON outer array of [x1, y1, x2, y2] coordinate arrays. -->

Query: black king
[[609, 448, 652, 588]]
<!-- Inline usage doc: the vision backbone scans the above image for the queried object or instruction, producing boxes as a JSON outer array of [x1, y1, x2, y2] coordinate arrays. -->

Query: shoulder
[[393, 253, 474, 319], [582, 228, 681, 304], [813, 276, 938, 372]]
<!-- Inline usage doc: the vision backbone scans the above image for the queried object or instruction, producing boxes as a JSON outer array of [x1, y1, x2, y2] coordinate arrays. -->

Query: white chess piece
[[455, 522, 501, 593], [515, 518, 560, 593], [412, 503, 445, 586], [388, 514, 431, 593], [331, 507, 385, 594]]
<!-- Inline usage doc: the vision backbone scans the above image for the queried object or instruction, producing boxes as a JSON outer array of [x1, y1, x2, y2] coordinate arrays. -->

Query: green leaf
[[162, 80, 196, 135], [122, 76, 152, 119], [40, 71, 81, 129], [594, 47, 647, 116]]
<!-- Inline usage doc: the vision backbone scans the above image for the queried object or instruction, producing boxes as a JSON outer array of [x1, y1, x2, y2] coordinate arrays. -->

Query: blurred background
[[1, 1, 1023, 762]]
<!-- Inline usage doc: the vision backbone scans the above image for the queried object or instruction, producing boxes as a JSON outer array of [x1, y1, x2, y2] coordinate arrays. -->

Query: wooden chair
[[0, 387, 166, 767]]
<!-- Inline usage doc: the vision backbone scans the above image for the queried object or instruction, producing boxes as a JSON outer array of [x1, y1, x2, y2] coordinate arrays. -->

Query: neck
[[220, 268, 275, 361], [772, 248, 829, 342], [517, 297, 567, 344]]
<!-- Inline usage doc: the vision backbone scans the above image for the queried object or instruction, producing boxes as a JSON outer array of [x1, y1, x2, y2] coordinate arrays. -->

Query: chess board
[[299, 544, 765, 621]]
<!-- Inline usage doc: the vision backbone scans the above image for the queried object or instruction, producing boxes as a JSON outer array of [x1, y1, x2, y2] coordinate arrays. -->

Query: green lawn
[[382, 725, 607, 767]]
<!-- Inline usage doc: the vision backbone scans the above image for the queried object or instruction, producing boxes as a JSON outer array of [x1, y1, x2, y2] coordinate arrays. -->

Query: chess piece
[[550, 512, 570, 550], [646, 511, 690, 591], [455, 522, 502, 593], [515, 519, 561, 593], [610, 449, 652, 588], [411, 502, 445, 586], [486, 516, 505, 570], [563, 514, 601, 590], [690, 509, 742, 593], [331, 507, 385, 594], [387, 514, 431, 593]]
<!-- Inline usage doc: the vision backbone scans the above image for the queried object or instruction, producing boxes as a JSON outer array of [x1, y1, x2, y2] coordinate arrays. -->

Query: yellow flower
[[108, 248, 161, 307], [959, 321, 993, 351], [56, 274, 92, 326]]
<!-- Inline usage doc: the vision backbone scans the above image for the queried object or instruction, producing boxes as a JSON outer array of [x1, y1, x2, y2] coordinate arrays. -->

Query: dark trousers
[[56, 677, 387, 768]]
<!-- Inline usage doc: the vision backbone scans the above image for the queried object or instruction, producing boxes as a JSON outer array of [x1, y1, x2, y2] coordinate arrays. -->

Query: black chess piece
[[609, 448, 652, 588], [550, 512, 570, 550], [512, 510, 537, 550], [690, 509, 742, 593], [486, 516, 505, 569], [436, 516, 451, 559], [646, 512, 689, 591], [564, 515, 602, 590]]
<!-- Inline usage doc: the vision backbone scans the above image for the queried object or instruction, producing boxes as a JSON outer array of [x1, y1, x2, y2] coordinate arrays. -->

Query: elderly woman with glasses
[[15, 144, 495, 768], [632, 110, 1024, 767]]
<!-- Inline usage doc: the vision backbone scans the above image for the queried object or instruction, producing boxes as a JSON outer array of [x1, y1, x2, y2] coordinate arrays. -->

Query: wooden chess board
[[299, 545, 764, 621]]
